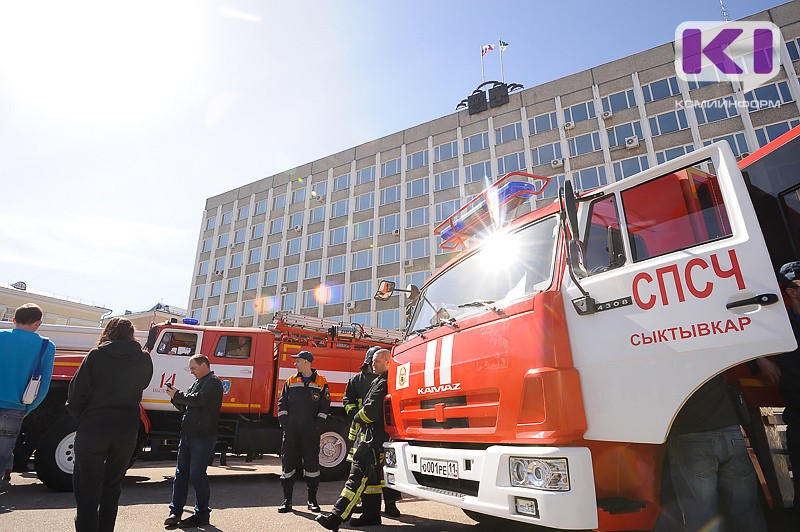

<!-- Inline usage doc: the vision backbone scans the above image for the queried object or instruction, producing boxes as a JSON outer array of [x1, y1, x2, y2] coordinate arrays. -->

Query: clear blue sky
[[0, 0, 784, 316]]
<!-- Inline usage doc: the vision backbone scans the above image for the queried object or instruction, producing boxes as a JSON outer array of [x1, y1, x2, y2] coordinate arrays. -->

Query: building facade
[[189, 2, 800, 330], [0, 282, 111, 326]]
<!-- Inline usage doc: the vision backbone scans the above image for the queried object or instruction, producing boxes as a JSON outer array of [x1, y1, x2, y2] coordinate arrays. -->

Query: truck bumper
[[383, 442, 598, 530]]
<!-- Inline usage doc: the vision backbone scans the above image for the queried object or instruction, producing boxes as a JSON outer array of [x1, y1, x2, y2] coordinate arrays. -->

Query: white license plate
[[419, 458, 459, 479]]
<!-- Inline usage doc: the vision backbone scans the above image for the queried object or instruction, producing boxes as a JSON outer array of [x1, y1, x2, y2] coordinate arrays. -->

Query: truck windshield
[[408, 215, 559, 332]]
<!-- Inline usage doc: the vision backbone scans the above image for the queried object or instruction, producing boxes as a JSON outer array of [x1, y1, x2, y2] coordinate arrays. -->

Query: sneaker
[[163, 514, 181, 527], [278, 498, 293, 513], [315, 512, 341, 532], [307, 500, 321, 513], [177, 513, 209, 528]]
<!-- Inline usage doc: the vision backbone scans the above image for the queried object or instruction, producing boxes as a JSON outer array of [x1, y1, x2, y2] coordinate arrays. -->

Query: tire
[[34, 416, 78, 492], [318, 417, 350, 481]]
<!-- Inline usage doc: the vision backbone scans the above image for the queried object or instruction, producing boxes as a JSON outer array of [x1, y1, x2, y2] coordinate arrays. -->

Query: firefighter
[[316, 348, 392, 531], [342, 345, 401, 518], [277, 350, 330, 514]]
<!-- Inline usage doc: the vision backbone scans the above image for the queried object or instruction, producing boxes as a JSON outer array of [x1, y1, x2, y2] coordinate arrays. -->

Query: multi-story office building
[[189, 2, 800, 330]]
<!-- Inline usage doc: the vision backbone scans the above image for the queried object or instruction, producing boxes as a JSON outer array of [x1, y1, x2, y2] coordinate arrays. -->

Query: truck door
[[563, 141, 796, 444], [209, 333, 255, 412], [143, 328, 203, 411]]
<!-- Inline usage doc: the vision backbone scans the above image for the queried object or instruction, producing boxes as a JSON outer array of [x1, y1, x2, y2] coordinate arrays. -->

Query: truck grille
[[412, 472, 479, 497], [399, 388, 500, 432]]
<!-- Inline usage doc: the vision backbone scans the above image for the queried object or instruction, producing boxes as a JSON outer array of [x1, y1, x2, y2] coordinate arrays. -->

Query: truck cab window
[[156, 331, 198, 356], [584, 195, 625, 274], [215, 335, 252, 359], [620, 161, 732, 262]]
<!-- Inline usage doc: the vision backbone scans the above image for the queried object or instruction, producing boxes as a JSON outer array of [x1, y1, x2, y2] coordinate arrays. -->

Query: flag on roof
[[499, 40, 509, 51], [481, 44, 494, 56]]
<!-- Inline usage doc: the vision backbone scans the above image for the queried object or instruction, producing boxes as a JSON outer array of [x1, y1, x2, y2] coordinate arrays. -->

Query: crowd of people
[[1, 257, 800, 531]]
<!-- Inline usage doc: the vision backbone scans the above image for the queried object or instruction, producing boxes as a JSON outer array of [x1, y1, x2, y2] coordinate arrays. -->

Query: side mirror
[[374, 280, 395, 301], [561, 180, 580, 241]]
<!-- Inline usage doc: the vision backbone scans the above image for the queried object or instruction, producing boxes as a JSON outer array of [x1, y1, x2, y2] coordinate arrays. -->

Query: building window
[[217, 233, 230, 248], [352, 249, 372, 270], [602, 88, 636, 112], [656, 143, 695, 164], [242, 300, 254, 317], [305, 260, 321, 279], [214, 257, 225, 272], [694, 96, 738, 125], [270, 218, 284, 234], [649, 110, 688, 137], [206, 216, 216, 230], [266, 242, 281, 259], [353, 220, 373, 241], [463, 131, 489, 154], [464, 160, 492, 184], [358, 165, 376, 184], [234, 228, 245, 244], [540, 174, 565, 200], [564, 100, 596, 124], [255, 199, 267, 215], [407, 149, 429, 170], [406, 238, 430, 260], [434, 169, 459, 191], [355, 192, 374, 212], [210, 281, 221, 297], [745, 80, 793, 111], [309, 205, 325, 224], [248, 248, 261, 264], [292, 188, 306, 204], [377, 309, 400, 329], [381, 159, 401, 178], [755, 119, 800, 147], [238, 205, 249, 221], [333, 173, 350, 192], [434, 140, 458, 162], [687, 75, 718, 89], [265, 269, 278, 286], [206, 306, 218, 323], [380, 185, 401, 205], [495, 122, 523, 144], [202, 238, 212, 253], [787, 37, 800, 61], [312, 181, 327, 198], [195, 285, 206, 300], [379, 213, 400, 235], [198, 261, 209, 275], [330, 226, 347, 245], [280, 293, 297, 312], [286, 237, 301, 255], [190, 309, 202, 322], [331, 199, 348, 218], [245, 273, 258, 290], [351, 280, 372, 301], [406, 206, 430, 228], [251, 223, 264, 239], [531, 141, 562, 166], [613, 155, 650, 180], [497, 151, 526, 175], [529, 111, 558, 135], [227, 277, 240, 293], [288, 212, 304, 229], [606, 121, 643, 148], [406, 271, 430, 289], [350, 313, 370, 325], [703, 132, 750, 157], [642, 76, 680, 103], [379, 243, 400, 265], [284, 264, 299, 282], [326, 284, 345, 305], [328, 255, 346, 274], [302, 290, 317, 308], [435, 199, 461, 223], [573, 165, 608, 191], [307, 231, 323, 250], [273, 194, 286, 210], [223, 303, 236, 320], [407, 177, 429, 199], [221, 211, 233, 225]]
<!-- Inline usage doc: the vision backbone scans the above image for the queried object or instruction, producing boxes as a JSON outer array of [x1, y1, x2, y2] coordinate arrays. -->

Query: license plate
[[419, 458, 459, 479]]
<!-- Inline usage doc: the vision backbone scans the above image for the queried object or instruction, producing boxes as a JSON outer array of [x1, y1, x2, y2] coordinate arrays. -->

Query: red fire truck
[[6, 312, 401, 491], [375, 126, 800, 530]]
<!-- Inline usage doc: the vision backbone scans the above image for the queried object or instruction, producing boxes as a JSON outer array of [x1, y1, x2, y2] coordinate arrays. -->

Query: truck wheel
[[34, 416, 78, 492], [318, 417, 350, 480]]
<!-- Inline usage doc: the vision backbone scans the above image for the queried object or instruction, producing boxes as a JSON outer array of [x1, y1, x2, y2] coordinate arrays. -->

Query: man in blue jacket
[[0, 303, 56, 490]]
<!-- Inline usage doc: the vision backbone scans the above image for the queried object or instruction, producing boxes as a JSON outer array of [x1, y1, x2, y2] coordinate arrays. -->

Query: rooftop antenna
[[719, 0, 730, 21]]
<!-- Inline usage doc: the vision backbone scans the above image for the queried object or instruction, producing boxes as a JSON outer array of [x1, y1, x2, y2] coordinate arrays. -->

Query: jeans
[[73, 424, 139, 532], [169, 435, 217, 517], [668, 425, 766, 532], [0, 408, 25, 487]]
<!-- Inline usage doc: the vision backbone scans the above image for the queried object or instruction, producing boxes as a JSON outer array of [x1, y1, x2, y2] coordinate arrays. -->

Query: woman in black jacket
[[67, 317, 153, 532]]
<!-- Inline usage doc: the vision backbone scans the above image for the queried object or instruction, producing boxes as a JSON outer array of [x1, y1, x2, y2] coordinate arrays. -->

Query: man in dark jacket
[[343, 345, 401, 518], [164, 354, 223, 528], [316, 349, 391, 531], [277, 350, 330, 514]]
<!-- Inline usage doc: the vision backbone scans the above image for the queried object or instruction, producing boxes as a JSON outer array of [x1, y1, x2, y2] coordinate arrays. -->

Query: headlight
[[384, 447, 397, 468], [509, 457, 569, 491]]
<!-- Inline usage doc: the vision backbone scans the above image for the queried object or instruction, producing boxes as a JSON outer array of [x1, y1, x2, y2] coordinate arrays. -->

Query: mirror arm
[[560, 208, 596, 316]]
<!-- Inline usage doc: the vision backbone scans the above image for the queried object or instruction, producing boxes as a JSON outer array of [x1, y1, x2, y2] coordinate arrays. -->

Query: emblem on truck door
[[396, 362, 410, 390]]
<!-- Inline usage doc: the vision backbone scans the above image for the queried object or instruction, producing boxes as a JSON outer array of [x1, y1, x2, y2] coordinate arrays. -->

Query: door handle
[[726, 293, 779, 310]]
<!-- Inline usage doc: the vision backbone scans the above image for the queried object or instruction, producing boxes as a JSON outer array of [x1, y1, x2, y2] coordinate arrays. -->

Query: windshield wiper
[[457, 300, 505, 316]]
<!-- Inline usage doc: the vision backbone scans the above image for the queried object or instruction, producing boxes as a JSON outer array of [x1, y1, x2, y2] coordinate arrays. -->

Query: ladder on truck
[[268, 311, 404, 345]]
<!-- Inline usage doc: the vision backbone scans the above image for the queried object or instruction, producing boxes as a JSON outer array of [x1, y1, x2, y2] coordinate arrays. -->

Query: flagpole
[[480, 45, 485, 83], [499, 40, 505, 83]]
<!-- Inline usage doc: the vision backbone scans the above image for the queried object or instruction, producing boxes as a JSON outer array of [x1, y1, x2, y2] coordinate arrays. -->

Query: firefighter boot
[[315, 512, 341, 532], [278, 485, 293, 513], [307, 487, 321, 513], [349, 494, 381, 527], [384, 499, 401, 518]]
